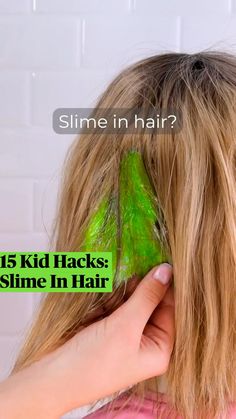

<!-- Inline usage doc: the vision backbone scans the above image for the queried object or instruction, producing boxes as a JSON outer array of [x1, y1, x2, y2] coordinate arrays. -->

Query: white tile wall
[[233, 0, 236, 13], [135, 0, 230, 14], [0, 128, 73, 177], [0, 293, 32, 335], [181, 16, 236, 51], [82, 16, 179, 68], [0, 17, 79, 69], [34, 0, 131, 14], [0, 0, 30, 14], [0, 72, 30, 125], [0, 1, 236, 418], [33, 179, 59, 233], [0, 337, 23, 380], [0, 180, 33, 232], [31, 71, 115, 126], [0, 233, 49, 251]]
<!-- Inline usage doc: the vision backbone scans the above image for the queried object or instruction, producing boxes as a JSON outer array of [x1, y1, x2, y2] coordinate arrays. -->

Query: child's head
[[13, 51, 236, 418]]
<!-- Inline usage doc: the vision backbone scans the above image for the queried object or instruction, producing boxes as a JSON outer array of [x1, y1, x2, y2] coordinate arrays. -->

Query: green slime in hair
[[80, 150, 169, 285]]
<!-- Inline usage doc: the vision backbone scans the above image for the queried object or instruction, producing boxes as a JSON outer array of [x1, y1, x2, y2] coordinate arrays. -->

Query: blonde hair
[[12, 51, 236, 418]]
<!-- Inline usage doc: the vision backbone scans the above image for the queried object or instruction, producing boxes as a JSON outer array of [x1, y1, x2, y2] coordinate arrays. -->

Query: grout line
[[0, 232, 48, 236], [31, 0, 36, 13], [28, 71, 34, 127], [80, 18, 86, 67], [32, 180, 37, 233], [0, 175, 53, 180], [0, 335, 21, 340], [24, 179, 35, 234], [129, 0, 136, 12]]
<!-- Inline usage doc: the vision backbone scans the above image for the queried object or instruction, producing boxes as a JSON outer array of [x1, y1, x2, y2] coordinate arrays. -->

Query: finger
[[144, 284, 175, 352], [85, 276, 140, 322], [118, 263, 173, 332], [104, 276, 139, 309], [149, 283, 175, 327]]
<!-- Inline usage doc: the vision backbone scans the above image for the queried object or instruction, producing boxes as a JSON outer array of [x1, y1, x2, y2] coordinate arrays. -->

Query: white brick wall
[[0, 1, 236, 418]]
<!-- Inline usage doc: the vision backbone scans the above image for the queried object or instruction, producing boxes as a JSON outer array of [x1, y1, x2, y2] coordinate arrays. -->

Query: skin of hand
[[0, 263, 174, 419]]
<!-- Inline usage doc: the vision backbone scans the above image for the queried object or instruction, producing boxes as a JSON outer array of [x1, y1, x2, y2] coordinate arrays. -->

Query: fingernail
[[152, 263, 173, 285]]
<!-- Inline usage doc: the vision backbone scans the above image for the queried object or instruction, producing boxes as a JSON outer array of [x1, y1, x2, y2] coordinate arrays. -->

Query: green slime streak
[[80, 150, 169, 285]]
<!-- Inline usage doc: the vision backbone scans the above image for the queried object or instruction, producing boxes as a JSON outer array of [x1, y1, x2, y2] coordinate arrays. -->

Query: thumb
[[121, 263, 173, 331]]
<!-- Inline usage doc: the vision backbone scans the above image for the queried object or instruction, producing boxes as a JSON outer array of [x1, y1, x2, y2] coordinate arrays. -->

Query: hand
[[0, 263, 174, 419]]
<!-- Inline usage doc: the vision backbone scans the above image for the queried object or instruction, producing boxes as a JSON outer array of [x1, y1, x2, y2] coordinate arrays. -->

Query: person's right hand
[[0, 263, 175, 419], [45, 262, 175, 415]]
